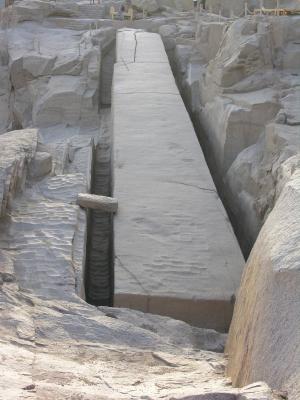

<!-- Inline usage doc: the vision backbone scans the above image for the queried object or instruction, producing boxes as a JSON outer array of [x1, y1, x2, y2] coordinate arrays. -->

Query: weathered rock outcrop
[[0, 115, 274, 400], [7, 23, 115, 129], [206, 0, 300, 17], [0, 31, 11, 132], [0, 0, 295, 398], [226, 171, 300, 400], [168, 13, 300, 253], [0, 129, 37, 216], [159, 14, 300, 398]]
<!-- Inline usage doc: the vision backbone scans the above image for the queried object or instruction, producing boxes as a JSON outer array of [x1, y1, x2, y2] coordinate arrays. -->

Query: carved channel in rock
[[84, 38, 116, 306], [85, 108, 115, 306]]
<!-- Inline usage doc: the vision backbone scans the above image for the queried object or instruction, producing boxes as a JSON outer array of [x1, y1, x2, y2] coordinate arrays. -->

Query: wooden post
[[77, 193, 118, 213]]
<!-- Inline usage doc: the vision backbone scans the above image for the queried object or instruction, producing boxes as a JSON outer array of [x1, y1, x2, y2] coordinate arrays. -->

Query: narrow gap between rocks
[[166, 49, 247, 258], [84, 39, 115, 306]]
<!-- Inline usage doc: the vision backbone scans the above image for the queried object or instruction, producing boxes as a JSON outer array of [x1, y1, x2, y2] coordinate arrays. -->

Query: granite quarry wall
[[162, 12, 300, 254], [0, 0, 300, 398], [226, 172, 300, 399], [159, 6, 300, 399]]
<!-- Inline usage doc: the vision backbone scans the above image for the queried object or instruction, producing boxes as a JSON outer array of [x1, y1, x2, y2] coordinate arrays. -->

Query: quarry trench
[[0, 16, 245, 330], [84, 107, 114, 306], [168, 54, 250, 258], [84, 37, 115, 306], [1, 3, 300, 396]]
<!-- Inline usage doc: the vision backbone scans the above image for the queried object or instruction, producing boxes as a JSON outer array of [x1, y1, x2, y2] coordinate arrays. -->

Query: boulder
[[32, 76, 97, 127], [200, 90, 279, 174], [131, 0, 159, 13], [28, 151, 52, 179], [0, 129, 38, 216], [225, 123, 300, 249], [195, 20, 227, 63], [10, 55, 56, 89]]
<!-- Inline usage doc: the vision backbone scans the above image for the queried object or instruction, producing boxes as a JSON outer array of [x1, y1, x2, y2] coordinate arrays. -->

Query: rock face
[[0, 286, 276, 399], [168, 13, 300, 253], [206, 0, 300, 17], [7, 23, 113, 129], [28, 151, 52, 178], [0, 130, 91, 300], [0, 31, 10, 133], [0, 129, 37, 216], [0, 126, 275, 399], [99, 306, 227, 352], [226, 171, 300, 400], [113, 29, 244, 332], [0, 0, 294, 398], [158, 11, 300, 399], [0, 107, 271, 400]]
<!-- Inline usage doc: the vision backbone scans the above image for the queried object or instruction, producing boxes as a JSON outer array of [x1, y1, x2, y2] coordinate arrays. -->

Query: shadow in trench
[[85, 38, 116, 306]]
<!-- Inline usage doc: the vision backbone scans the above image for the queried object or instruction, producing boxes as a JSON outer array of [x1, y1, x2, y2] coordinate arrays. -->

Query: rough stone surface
[[28, 151, 52, 179], [206, 0, 300, 17], [99, 306, 227, 352], [170, 13, 300, 253], [0, 129, 38, 216], [131, 0, 160, 13], [0, 112, 271, 400], [0, 122, 274, 400], [6, 21, 115, 130], [0, 31, 10, 133], [0, 1, 292, 398], [226, 171, 300, 400], [0, 123, 275, 398], [113, 29, 244, 331]]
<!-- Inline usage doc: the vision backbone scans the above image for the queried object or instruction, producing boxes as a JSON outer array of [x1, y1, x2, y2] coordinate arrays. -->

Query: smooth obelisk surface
[[112, 29, 244, 331]]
